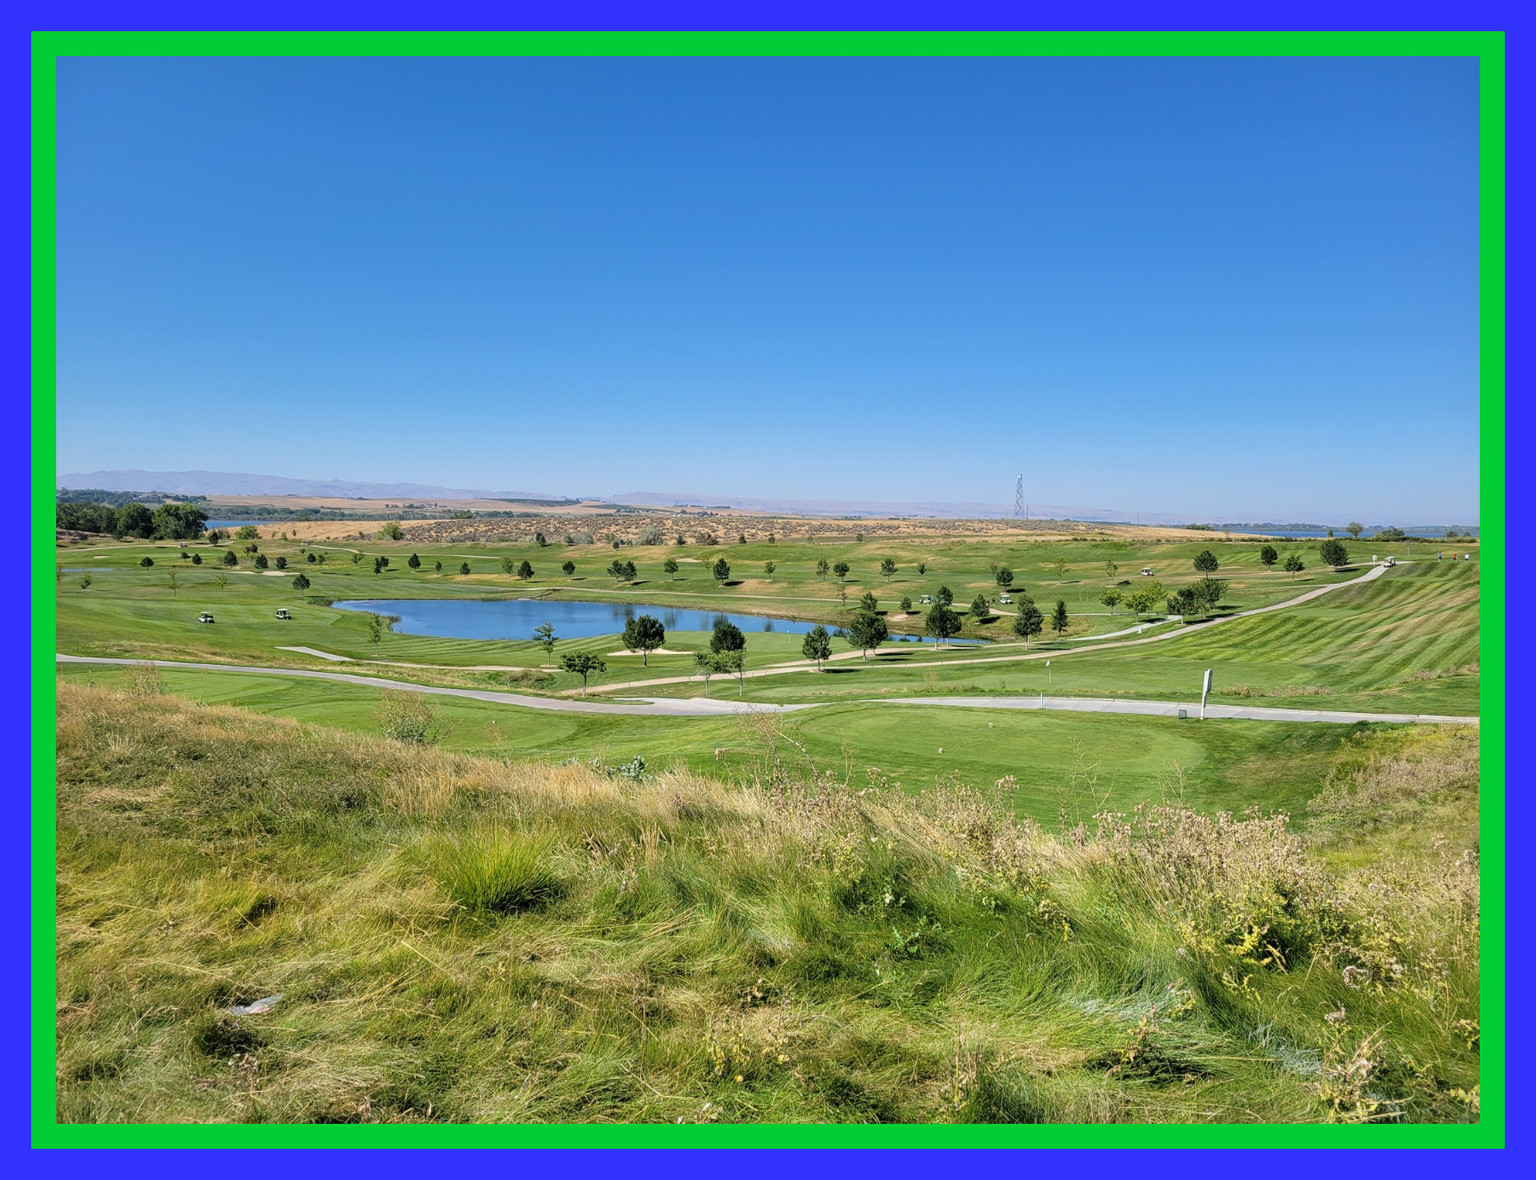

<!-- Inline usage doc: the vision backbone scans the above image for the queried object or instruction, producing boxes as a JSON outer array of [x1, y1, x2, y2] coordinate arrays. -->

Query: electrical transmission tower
[[1014, 474, 1025, 520]]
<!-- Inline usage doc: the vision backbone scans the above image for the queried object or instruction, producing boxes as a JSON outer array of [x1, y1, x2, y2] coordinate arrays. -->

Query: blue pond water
[[333, 597, 978, 645]]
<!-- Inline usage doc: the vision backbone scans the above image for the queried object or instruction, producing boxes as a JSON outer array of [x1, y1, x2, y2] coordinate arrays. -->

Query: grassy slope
[[55, 684, 1481, 1124]]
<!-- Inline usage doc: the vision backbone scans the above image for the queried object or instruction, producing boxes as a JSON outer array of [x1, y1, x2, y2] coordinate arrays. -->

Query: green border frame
[[33, 29, 1505, 1147]]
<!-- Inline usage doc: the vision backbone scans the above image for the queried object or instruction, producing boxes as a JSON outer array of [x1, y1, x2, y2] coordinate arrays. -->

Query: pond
[[332, 597, 981, 645]]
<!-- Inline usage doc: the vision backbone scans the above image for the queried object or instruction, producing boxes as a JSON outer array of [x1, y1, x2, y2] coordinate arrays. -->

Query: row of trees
[[57, 500, 209, 540]]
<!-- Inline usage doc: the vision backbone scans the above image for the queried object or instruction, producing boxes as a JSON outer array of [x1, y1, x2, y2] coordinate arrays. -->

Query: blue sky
[[55, 55, 1480, 521]]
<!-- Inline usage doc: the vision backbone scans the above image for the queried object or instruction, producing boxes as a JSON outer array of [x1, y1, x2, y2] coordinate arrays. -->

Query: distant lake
[[333, 598, 979, 646], [205, 520, 274, 529]]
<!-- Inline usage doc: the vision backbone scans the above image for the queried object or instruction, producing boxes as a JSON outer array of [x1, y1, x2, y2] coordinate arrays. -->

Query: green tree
[[373, 556, 387, 575], [710, 618, 746, 655], [837, 585, 848, 610], [621, 560, 637, 581], [150, 502, 209, 540], [352, 551, 363, 565], [563, 560, 577, 578], [434, 560, 442, 572], [1259, 545, 1278, 571], [859, 590, 879, 613], [166, 569, 178, 593], [205, 527, 226, 545], [880, 558, 897, 580], [1346, 521, 1364, 539], [560, 652, 606, 694], [1283, 552, 1305, 580], [78, 573, 92, 590], [816, 559, 830, 580], [935, 585, 954, 606], [366, 613, 386, 644], [608, 558, 627, 582], [459, 562, 471, 576], [213, 573, 227, 592], [235, 524, 260, 541], [718, 648, 747, 695], [292, 573, 311, 593], [738, 533, 747, 544], [969, 593, 990, 622], [376, 521, 404, 540], [763, 560, 776, 580], [1193, 549, 1219, 574], [713, 558, 731, 584], [191, 553, 202, 565], [1167, 587, 1200, 620], [694, 650, 716, 697], [254, 554, 269, 570], [222, 550, 238, 567], [114, 503, 155, 539], [924, 601, 962, 646], [1051, 600, 1070, 636], [517, 560, 534, 581], [275, 555, 287, 570], [995, 567, 1014, 591], [533, 622, 558, 662], [846, 610, 889, 658], [55, 563, 64, 584], [535, 532, 548, 547], [1126, 581, 1163, 618], [1053, 555, 1069, 577], [501, 556, 516, 578], [1103, 559, 1119, 581], [623, 614, 666, 665], [899, 595, 913, 612], [1099, 587, 1122, 614], [1319, 539, 1350, 568], [408, 553, 421, 570], [917, 561, 927, 575], [1012, 599, 1043, 648], [662, 558, 677, 580], [139, 556, 154, 568], [1192, 576, 1225, 618], [801, 624, 832, 670], [832, 561, 850, 582]]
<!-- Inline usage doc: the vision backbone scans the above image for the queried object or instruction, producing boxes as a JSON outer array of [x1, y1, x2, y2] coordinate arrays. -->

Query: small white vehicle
[[1140, 567, 1154, 576], [198, 612, 215, 624], [919, 593, 934, 604], [998, 593, 1012, 604], [1384, 557, 1397, 568], [274, 608, 292, 620]]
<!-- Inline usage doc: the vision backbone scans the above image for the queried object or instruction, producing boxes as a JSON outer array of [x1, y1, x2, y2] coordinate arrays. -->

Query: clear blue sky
[[55, 55, 1480, 522]]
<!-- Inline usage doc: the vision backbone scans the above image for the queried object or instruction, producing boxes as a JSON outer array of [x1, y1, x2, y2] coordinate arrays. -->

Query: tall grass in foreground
[[55, 683, 1480, 1124]]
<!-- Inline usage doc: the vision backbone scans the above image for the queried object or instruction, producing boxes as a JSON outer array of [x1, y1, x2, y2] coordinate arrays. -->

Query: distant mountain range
[[609, 490, 1172, 522], [57, 469, 559, 501], [55, 470, 1477, 532]]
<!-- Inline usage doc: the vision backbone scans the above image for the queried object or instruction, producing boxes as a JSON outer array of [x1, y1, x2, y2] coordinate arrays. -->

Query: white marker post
[[1046, 659, 1052, 688], [1200, 668, 1213, 720]]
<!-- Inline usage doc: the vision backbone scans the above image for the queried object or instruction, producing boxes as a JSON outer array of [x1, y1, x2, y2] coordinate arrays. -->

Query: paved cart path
[[54, 655, 813, 717], [57, 652, 1476, 726]]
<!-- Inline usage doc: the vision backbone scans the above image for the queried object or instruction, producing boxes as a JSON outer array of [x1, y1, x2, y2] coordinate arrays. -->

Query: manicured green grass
[[57, 663, 1370, 828], [54, 683, 1482, 1125], [616, 560, 1482, 717]]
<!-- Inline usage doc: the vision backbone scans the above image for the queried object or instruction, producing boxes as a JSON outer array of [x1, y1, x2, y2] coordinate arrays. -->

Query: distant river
[[332, 597, 978, 645]]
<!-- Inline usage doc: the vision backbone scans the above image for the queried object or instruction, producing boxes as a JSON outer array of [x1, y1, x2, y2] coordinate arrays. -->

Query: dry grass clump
[[55, 683, 1481, 1125]]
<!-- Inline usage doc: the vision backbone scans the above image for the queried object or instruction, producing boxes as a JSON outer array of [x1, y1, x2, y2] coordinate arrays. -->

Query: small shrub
[[422, 830, 561, 915], [125, 661, 164, 698], [376, 690, 442, 744]]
